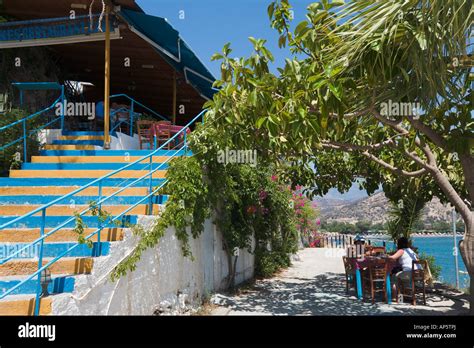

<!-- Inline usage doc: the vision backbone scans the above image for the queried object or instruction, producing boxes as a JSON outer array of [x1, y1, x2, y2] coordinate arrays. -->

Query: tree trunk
[[427, 167, 473, 313], [459, 214, 474, 314]]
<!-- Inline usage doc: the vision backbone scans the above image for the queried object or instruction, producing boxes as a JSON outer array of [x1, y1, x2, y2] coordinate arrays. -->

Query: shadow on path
[[213, 272, 469, 316]]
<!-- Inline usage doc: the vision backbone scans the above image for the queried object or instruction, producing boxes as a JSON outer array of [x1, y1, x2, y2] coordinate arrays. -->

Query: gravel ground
[[210, 248, 470, 316]]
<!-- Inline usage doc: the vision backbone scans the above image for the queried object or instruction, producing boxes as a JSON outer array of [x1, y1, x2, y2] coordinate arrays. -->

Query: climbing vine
[[110, 123, 300, 287]]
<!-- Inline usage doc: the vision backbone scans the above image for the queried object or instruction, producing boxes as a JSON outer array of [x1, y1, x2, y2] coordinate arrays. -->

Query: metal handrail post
[[183, 132, 187, 153], [97, 181, 103, 257], [33, 209, 46, 316], [22, 119, 27, 162], [60, 85, 65, 131], [130, 100, 134, 136], [148, 154, 153, 215]]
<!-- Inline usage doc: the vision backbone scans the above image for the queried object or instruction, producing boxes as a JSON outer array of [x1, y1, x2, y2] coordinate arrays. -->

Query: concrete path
[[210, 248, 469, 316]]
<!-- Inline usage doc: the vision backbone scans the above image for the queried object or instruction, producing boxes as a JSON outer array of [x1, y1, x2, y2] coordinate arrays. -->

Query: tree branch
[[406, 117, 450, 151], [320, 142, 427, 177]]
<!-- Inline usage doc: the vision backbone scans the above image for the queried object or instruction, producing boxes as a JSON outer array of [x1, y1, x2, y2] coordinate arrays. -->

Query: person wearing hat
[[347, 235, 365, 259]]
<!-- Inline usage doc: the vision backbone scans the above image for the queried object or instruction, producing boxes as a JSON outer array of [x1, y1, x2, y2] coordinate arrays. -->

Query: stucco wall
[[52, 216, 254, 315]]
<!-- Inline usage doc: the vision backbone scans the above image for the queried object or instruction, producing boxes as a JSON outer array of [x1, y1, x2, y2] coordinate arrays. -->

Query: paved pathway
[[210, 248, 469, 316]]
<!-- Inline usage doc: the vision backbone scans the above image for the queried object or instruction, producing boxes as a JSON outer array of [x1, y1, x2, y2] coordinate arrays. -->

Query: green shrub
[[255, 248, 291, 278], [0, 108, 41, 176]]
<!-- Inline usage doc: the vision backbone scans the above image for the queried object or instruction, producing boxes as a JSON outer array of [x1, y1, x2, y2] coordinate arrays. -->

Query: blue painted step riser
[[0, 215, 137, 228], [61, 131, 117, 137], [0, 276, 75, 296], [39, 149, 188, 156], [51, 140, 104, 146], [0, 178, 165, 187], [0, 195, 168, 205], [0, 242, 110, 259], [22, 163, 170, 170]]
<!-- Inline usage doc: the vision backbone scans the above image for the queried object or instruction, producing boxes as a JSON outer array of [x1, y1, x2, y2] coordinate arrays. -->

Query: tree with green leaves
[[205, 0, 473, 309]]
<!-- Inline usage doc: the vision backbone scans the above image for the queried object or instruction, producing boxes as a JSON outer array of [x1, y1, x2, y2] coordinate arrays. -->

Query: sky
[[137, 0, 316, 78], [136, 0, 370, 201]]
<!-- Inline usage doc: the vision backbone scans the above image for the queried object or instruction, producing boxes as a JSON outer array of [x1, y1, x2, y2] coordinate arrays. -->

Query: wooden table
[[351, 256, 395, 304]]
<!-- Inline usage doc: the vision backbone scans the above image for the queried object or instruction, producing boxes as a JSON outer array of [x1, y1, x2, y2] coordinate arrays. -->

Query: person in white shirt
[[388, 237, 421, 283]]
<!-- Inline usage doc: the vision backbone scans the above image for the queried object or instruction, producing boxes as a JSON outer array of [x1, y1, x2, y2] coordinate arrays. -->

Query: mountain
[[318, 192, 453, 225]]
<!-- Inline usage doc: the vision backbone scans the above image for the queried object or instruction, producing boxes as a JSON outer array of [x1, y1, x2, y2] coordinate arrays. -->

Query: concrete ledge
[[52, 216, 255, 315]]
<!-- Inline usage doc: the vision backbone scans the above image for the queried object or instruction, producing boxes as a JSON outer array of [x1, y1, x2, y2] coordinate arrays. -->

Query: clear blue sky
[[137, 0, 316, 78]]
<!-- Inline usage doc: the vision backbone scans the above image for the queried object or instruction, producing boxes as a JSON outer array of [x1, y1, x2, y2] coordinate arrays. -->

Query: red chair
[[152, 122, 172, 150]]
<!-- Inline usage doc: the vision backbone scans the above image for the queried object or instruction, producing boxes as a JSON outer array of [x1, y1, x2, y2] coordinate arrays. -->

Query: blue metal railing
[[0, 109, 205, 315], [0, 97, 62, 162], [109, 94, 169, 137]]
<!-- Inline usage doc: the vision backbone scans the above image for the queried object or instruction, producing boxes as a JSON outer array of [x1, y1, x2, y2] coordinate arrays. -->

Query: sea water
[[375, 236, 469, 289]]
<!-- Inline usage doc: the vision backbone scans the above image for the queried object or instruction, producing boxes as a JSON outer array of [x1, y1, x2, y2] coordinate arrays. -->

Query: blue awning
[[12, 82, 63, 91], [118, 9, 216, 100]]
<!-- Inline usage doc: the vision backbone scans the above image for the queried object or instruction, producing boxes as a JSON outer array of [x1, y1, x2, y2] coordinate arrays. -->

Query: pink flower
[[259, 191, 268, 201], [316, 219, 321, 225], [271, 175, 278, 182]]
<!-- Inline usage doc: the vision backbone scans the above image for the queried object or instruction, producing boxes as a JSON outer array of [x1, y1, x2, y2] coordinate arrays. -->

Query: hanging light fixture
[[40, 268, 52, 297]]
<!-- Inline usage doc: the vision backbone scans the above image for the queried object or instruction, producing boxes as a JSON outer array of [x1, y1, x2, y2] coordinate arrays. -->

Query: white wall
[[52, 216, 255, 315], [110, 132, 140, 150]]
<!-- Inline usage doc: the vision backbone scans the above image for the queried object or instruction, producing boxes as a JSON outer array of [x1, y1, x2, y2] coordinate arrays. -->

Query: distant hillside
[[317, 192, 453, 225]]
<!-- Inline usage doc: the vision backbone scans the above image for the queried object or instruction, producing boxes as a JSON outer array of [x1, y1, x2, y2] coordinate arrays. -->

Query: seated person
[[347, 235, 365, 259], [388, 237, 421, 285]]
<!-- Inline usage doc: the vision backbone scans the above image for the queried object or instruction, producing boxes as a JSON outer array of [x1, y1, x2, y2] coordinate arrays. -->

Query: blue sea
[[373, 236, 469, 289]]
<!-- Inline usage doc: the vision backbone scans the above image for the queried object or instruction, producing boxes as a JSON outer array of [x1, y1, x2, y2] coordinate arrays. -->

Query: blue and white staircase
[[0, 131, 183, 315]]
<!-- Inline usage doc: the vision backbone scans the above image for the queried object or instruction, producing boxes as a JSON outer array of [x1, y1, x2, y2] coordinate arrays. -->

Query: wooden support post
[[103, 5, 111, 149], [172, 70, 177, 125]]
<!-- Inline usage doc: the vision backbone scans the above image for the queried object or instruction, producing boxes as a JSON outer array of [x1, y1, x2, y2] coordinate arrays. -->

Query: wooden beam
[[103, 5, 111, 149], [172, 70, 177, 124]]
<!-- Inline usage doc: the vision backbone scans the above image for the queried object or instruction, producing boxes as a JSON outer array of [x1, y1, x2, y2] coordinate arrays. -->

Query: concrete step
[[22, 162, 170, 170], [51, 140, 104, 146], [0, 227, 124, 243], [0, 204, 159, 216], [0, 294, 52, 315], [0, 241, 110, 259], [9, 169, 167, 179], [0, 214, 137, 228], [0, 257, 93, 276], [0, 178, 165, 187], [0, 195, 167, 205], [59, 135, 104, 140], [0, 186, 153, 196], [61, 130, 112, 136], [0, 274, 75, 295], [39, 149, 186, 156], [43, 145, 100, 150], [31, 155, 172, 163]]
